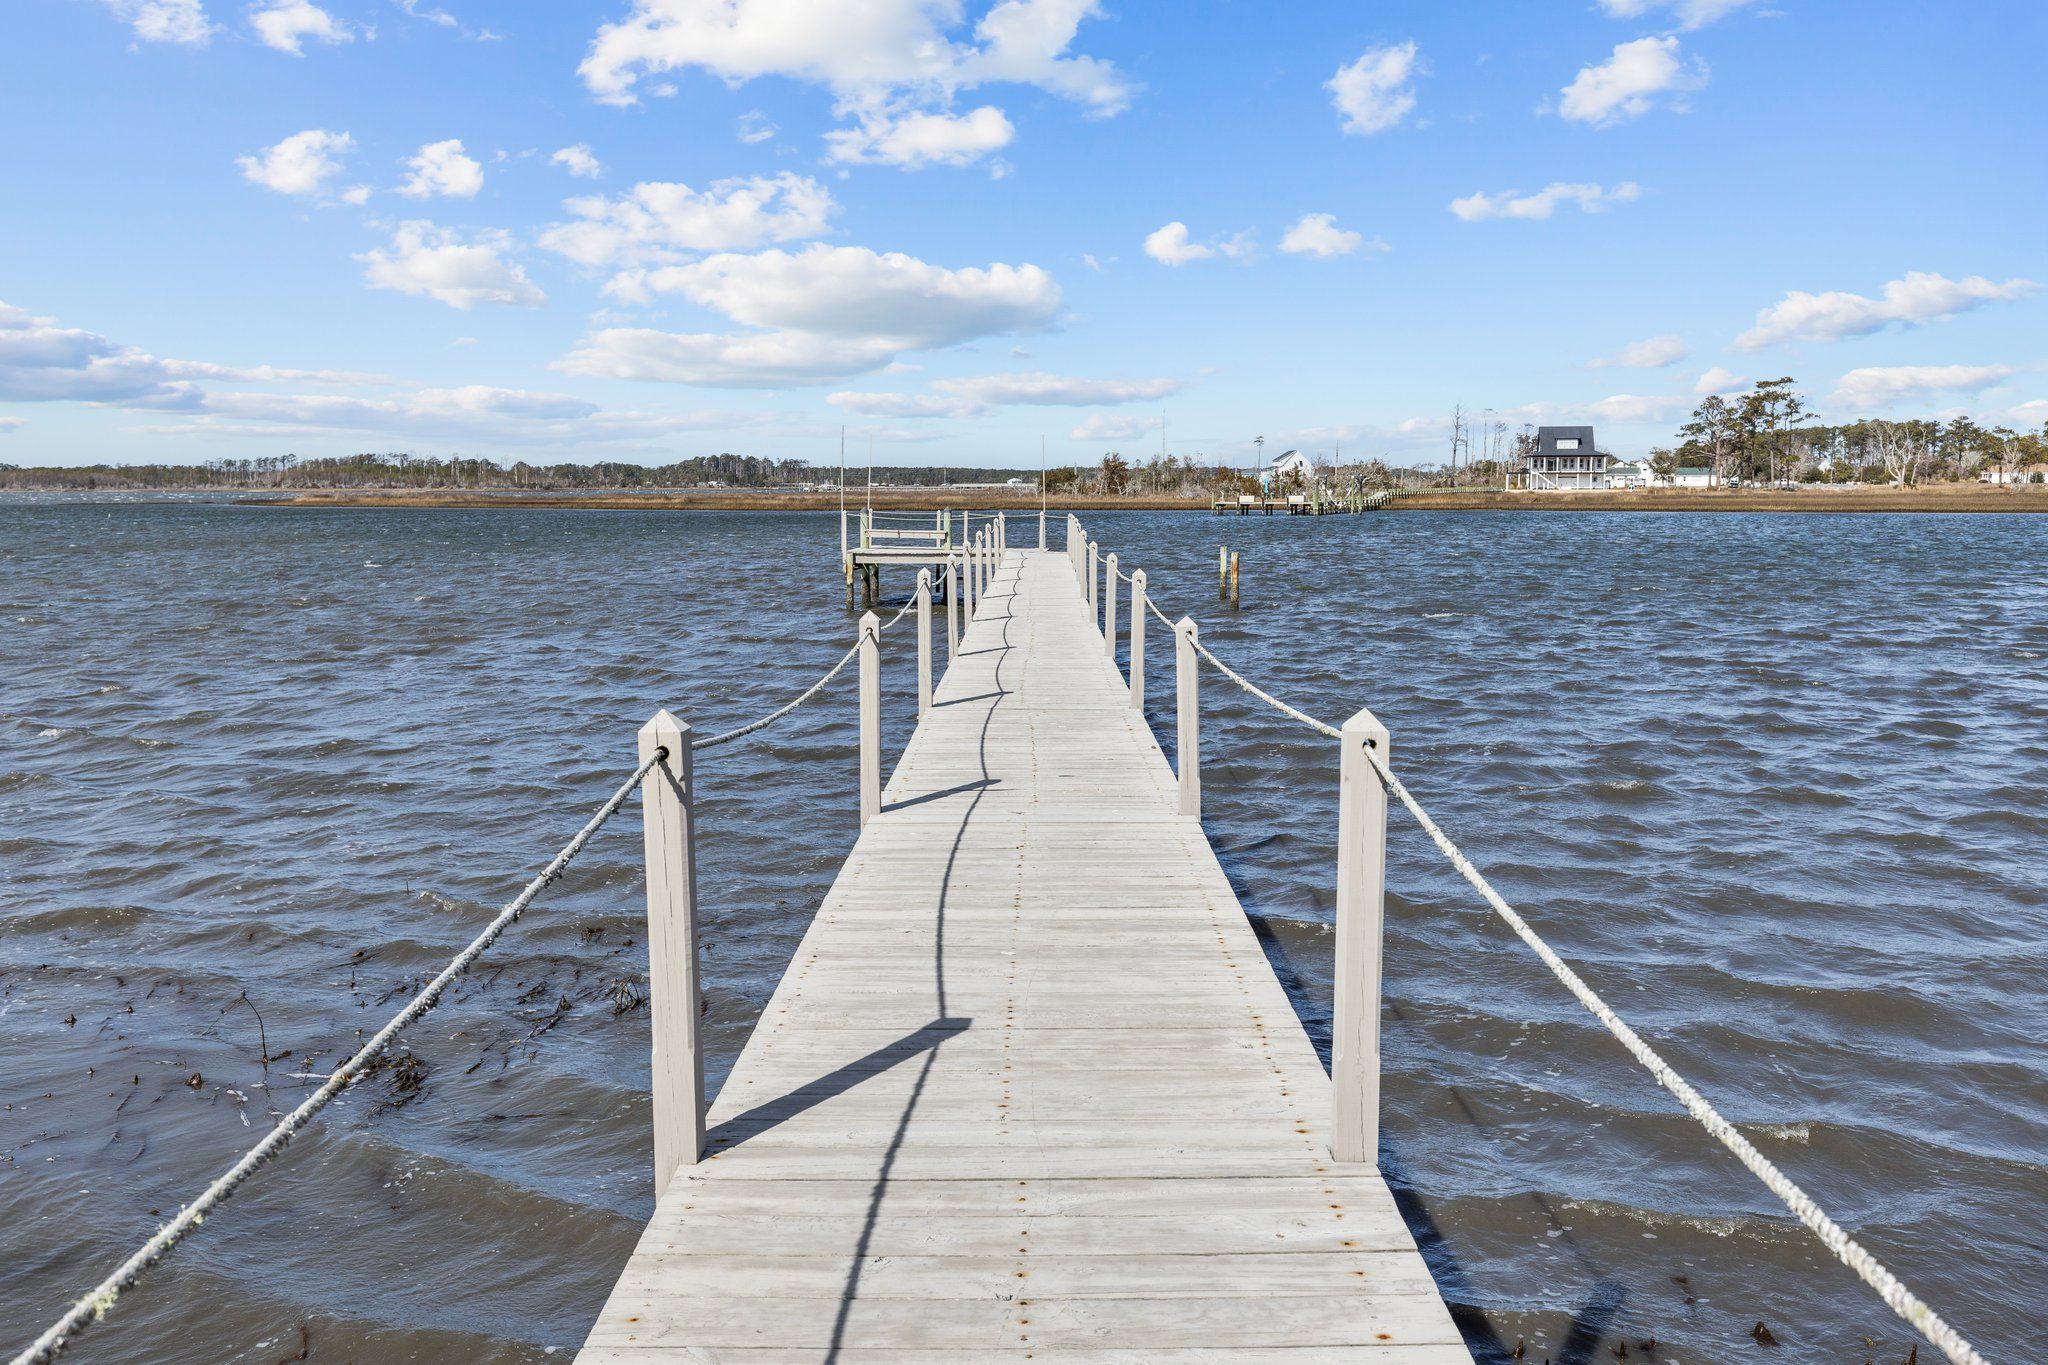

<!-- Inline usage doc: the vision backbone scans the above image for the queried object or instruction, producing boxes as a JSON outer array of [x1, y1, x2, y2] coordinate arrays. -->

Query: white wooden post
[[964, 536, 978, 619], [637, 710, 704, 1193], [1103, 552, 1119, 665], [916, 568, 933, 719], [946, 556, 961, 658], [1175, 617, 1200, 817], [858, 611, 881, 825], [1038, 509, 1046, 550], [1087, 540, 1099, 625], [1332, 707, 1391, 1166], [1129, 569, 1147, 710]]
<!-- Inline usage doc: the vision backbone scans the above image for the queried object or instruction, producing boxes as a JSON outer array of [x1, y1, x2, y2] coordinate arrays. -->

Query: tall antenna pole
[[866, 434, 873, 509]]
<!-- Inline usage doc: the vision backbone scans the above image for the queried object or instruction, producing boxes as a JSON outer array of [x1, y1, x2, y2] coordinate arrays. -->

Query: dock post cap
[[858, 609, 881, 634], [638, 709, 693, 744], [1339, 705, 1388, 742], [1175, 615, 1198, 634]]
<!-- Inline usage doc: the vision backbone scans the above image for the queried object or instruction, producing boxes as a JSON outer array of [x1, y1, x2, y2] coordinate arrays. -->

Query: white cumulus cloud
[[1450, 181, 1641, 222], [551, 144, 604, 178], [1279, 213, 1379, 260], [936, 371, 1179, 406], [1694, 365, 1746, 394], [1829, 364, 2018, 411], [539, 173, 836, 271], [0, 297, 737, 451], [248, 0, 351, 54], [358, 221, 544, 309], [828, 390, 983, 418], [1597, 0, 1759, 29], [1068, 412, 1161, 442], [1588, 393, 1691, 423], [577, 0, 1134, 169], [399, 139, 484, 199], [1590, 334, 1688, 369], [1142, 222, 1253, 266], [0, 299, 195, 405], [1559, 37, 1705, 127], [1735, 271, 2039, 350], [828, 370, 1177, 419], [561, 243, 1062, 387], [825, 106, 1015, 169], [237, 128, 355, 197], [1143, 222, 1209, 266], [99, 0, 213, 44], [1326, 41, 1421, 136]]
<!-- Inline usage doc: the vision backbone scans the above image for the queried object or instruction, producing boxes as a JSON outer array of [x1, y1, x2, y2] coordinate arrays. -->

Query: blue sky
[[3, 0, 2043, 469]]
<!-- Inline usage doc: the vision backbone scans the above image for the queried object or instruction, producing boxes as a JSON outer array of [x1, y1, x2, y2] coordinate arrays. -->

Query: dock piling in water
[[1129, 567, 1147, 710], [1176, 614, 1201, 818], [1333, 706, 1391, 1166], [635, 709, 705, 1195], [1103, 551, 1119, 666], [915, 568, 933, 719], [857, 610, 880, 826]]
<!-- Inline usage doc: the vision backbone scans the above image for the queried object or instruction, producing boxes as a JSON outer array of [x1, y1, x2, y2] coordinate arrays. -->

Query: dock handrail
[[7, 587, 930, 1365], [1067, 513, 1989, 1365]]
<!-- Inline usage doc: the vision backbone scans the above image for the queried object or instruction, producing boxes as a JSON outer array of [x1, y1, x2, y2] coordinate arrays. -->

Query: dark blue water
[[3, 499, 2043, 1362]]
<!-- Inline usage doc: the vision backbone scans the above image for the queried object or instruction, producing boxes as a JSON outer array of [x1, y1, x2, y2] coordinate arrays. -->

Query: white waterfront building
[[1521, 426, 1612, 490], [1260, 449, 1314, 490]]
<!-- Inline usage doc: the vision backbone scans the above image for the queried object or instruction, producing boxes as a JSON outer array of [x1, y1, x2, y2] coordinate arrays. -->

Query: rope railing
[[692, 595, 916, 751], [8, 750, 666, 1365], [9, 585, 940, 1365], [1070, 521, 1988, 1365]]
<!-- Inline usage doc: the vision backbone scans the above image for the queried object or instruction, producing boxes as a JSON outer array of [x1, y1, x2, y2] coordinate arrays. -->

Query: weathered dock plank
[[577, 548, 1465, 1362]]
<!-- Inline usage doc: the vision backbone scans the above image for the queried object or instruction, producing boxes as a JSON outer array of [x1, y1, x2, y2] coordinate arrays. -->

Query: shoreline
[[205, 486, 2048, 514]]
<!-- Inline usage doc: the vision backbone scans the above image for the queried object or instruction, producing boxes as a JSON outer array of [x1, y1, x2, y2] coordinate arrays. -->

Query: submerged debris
[[1751, 1320, 1779, 1346], [360, 1050, 428, 1113]]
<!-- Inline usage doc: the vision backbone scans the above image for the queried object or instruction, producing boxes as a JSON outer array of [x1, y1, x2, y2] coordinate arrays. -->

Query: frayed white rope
[[1079, 534, 1990, 1365], [1187, 634, 1344, 741], [693, 596, 915, 752], [1358, 740, 1987, 1365], [8, 752, 664, 1365]]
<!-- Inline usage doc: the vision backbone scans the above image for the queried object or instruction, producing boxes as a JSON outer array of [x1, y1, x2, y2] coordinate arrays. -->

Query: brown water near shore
[[246, 484, 2048, 514]]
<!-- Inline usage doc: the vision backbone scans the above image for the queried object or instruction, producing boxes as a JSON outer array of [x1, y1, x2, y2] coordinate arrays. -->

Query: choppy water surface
[[3, 499, 2044, 1363]]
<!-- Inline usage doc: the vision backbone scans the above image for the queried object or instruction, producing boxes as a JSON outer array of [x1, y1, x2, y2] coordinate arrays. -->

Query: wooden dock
[[579, 544, 1466, 1362]]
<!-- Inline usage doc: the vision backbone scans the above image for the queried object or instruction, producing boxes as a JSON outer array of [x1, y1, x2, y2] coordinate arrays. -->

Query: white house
[[1521, 427, 1611, 490], [1669, 466, 1717, 488], [1260, 450, 1313, 490], [1608, 459, 1651, 489]]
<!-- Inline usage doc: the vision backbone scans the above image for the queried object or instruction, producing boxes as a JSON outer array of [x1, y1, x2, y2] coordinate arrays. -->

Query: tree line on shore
[[1654, 379, 2045, 487], [0, 451, 1040, 492], [5, 375, 2041, 495], [1050, 376, 2047, 496]]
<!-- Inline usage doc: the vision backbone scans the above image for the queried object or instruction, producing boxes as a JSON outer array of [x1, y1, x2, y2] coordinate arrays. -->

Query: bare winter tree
[[1866, 419, 1922, 487]]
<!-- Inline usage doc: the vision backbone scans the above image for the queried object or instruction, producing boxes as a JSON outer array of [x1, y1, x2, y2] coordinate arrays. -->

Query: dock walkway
[[578, 547, 1466, 1362]]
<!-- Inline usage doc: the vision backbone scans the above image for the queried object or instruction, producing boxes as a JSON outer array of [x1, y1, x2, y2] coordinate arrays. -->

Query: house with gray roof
[[1521, 426, 1612, 490]]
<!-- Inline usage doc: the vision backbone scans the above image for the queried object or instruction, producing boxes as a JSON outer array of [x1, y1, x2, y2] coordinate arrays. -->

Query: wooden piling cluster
[[589, 518, 1459, 1361]]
